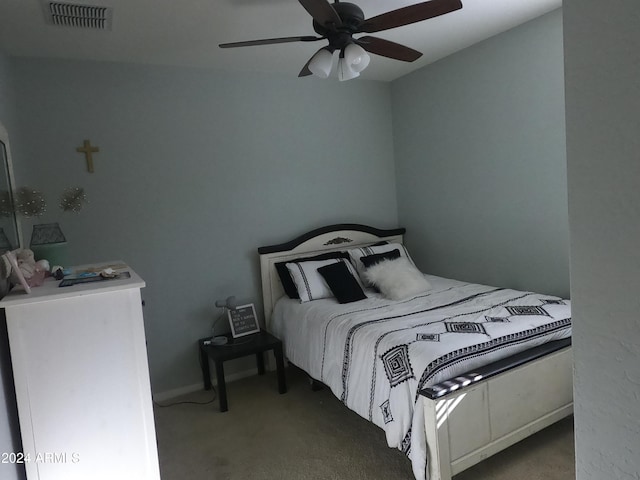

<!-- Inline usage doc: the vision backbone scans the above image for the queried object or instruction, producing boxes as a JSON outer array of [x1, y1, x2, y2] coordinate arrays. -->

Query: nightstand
[[198, 331, 287, 412]]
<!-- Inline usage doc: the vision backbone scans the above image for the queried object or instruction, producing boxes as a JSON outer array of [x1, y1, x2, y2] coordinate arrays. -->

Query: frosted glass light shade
[[309, 49, 334, 78], [344, 43, 370, 73], [337, 58, 360, 81]]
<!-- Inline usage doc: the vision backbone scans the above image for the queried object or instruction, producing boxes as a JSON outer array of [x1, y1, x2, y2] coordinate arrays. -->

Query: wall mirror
[[0, 122, 22, 253]]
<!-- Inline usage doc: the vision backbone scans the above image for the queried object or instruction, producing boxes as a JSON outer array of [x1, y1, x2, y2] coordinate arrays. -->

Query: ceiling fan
[[219, 0, 463, 81]]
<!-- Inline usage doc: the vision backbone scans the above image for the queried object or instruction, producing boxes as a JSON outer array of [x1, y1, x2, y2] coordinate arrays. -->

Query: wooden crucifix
[[76, 139, 100, 173]]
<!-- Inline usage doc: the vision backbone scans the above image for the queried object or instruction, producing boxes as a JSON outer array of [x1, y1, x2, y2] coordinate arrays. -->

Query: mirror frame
[[0, 121, 23, 249]]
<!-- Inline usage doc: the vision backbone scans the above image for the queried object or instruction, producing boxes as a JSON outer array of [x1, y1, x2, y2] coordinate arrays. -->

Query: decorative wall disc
[[15, 187, 46, 217], [59, 187, 87, 213]]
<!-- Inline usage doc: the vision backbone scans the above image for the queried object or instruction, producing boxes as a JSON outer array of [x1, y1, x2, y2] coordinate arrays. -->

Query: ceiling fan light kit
[[344, 43, 370, 73], [337, 56, 360, 81], [219, 0, 463, 81], [309, 43, 369, 80], [309, 48, 334, 78]]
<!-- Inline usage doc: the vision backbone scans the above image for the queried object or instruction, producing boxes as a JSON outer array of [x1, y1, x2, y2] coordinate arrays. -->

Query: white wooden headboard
[[257, 224, 405, 328]]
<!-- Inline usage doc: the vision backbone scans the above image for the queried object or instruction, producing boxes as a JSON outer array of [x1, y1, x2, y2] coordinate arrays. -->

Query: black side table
[[198, 331, 287, 412]]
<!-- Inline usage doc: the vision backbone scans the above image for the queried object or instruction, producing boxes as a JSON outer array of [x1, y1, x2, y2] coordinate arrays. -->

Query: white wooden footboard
[[422, 346, 573, 480]]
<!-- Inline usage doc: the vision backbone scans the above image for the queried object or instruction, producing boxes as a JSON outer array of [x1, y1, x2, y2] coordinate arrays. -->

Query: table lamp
[[29, 223, 68, 267], [211, 295, 238, 346]]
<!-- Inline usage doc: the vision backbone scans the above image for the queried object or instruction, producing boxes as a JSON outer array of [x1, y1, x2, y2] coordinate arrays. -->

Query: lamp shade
[[30, 223, 66, 245], [344, 43, 370, 73], [211, 295, 238, 345], [309, 49, 334, 78], [337, 57, 360, 82], [30, 223, 68, 266], [215, 295, 238, 310]]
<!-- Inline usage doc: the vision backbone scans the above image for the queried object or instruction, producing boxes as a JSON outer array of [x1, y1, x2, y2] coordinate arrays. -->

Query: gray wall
[[0, 55, 15, 127], [391, 10, 569, 297], [8, 58, 398, 393], [564, 1, 640, 478]]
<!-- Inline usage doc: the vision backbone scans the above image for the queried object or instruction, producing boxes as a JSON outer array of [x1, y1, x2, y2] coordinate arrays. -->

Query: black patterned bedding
[[271, 274, 571, 480]]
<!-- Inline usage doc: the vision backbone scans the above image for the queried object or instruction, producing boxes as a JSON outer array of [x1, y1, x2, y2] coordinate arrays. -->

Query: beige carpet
[[154, 367, 575, 480]]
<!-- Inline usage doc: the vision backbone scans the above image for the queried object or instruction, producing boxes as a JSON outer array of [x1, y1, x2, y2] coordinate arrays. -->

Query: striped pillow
[[286, 258, 360, 303]]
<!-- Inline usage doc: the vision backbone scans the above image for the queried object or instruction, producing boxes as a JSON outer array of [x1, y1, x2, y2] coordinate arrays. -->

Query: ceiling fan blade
[[358, 0, 462, 34], [357, 36, 422, 62], [220, 36, 323, 48], [298, 0, 342, 28]]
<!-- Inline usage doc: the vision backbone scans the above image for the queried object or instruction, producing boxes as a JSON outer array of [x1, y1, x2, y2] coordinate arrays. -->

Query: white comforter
[[270, 274, 572, 480]]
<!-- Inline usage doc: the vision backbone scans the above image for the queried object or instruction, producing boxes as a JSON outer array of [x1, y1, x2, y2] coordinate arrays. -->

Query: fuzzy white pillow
[[348, 242, 416, 282], [364, 258, 431, 301]]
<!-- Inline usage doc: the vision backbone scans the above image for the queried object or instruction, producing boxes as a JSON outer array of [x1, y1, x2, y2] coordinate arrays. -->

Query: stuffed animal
[[8, 248, 49, 287], [0, 254, 10, 280]]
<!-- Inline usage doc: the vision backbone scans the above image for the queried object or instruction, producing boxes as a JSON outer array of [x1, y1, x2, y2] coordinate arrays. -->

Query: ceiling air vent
[[42, 1, 113, 30]]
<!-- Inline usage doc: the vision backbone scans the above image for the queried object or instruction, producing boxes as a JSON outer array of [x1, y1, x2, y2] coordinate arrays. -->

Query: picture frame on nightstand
[[228, 303, 260, 338]]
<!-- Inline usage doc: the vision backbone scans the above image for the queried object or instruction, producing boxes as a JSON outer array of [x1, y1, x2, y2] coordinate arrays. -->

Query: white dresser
[[0, 262, 160, 480]]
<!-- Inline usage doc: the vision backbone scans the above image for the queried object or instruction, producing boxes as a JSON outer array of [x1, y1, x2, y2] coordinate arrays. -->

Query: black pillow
[[275, 251, 351, 299], [317, 261, 367, 304], [360, 249, 401, 269]]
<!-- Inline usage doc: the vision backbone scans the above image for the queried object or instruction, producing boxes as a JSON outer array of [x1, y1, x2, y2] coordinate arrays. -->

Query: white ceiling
[[0, 0, 561, 82]]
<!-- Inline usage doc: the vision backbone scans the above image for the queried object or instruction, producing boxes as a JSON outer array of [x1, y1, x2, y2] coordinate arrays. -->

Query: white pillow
[[363, 258, 431, 301], [286, 258, 356, 303], [348, 242, 416, 283]]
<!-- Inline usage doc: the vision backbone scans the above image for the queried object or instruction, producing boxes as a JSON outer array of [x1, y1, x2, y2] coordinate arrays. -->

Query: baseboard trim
[[153, 382, 204, 403], [153, 358, 276, 402]]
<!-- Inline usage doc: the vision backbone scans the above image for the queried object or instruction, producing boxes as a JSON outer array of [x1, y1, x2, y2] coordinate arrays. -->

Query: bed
[[258, 224, 573, 480]]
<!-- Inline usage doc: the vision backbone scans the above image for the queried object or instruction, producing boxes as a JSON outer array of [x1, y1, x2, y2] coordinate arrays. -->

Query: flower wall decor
[[15, 187, 47, 217], [4, 186, 88, 218], [59, 187, 88, 213]]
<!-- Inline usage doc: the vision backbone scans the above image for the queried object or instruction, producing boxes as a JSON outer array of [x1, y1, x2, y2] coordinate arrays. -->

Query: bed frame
[[258, 224, 573, 480]]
